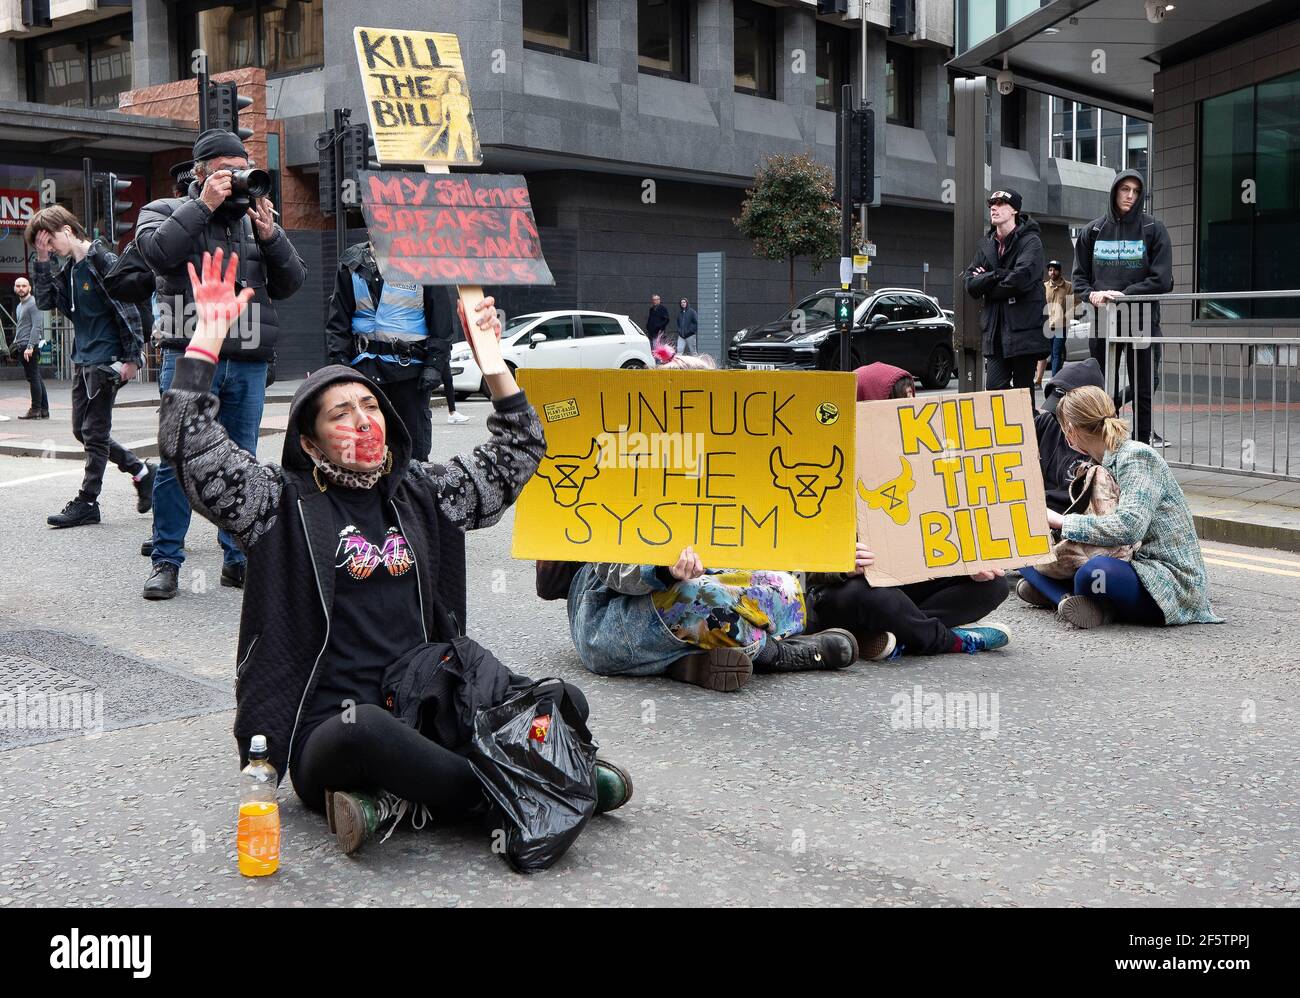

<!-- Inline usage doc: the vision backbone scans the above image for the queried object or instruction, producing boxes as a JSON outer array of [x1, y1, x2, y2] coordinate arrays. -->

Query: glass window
[[1051, 96, 1074, 159], [1075, 105, 1097, 164], [1198, 71, 1300, 320], [1125, 119, 1149, 177], [35, 41, 87, 107], [1100, 109, 1123, 170], [194, 4, 258, 73], [639, 0, 688, 80], [260, 0, 323, 75], [958, 0, 997, 54], [524, 0, 588, 57], [870, 296, 909, 322], [789, 294, 837, 322], [188, 1, 323, 75], [581, 317, 623, 337], [532, 317, 575, 341], [89, 32, 133, 108], [734, 0, 777, 99], [886, 44, 914, 126], [816, 22, 850, 111]]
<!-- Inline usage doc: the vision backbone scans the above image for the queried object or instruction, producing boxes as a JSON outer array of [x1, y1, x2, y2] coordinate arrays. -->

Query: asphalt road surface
[[0, 399, 1296, 907]]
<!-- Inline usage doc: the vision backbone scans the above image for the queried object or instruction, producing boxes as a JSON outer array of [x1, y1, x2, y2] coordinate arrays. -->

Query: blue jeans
[[1049, 335, 1065, 376], [151, 351, 267, 569], [1020, 557, 1164, 625]]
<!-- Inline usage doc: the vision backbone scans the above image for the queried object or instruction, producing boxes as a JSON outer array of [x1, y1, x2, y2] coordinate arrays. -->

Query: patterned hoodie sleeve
[[420, 390, 546, 531], [158, 355, 284, 549]]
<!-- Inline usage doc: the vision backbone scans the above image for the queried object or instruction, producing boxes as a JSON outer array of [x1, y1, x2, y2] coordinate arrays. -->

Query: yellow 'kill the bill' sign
[[353, 27, 482, 167], [512, 369, 858, 572], [855, 388, 1053, 586]]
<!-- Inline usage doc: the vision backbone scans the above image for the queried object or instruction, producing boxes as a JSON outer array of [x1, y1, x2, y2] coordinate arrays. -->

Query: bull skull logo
[[535, 438, 603, 508], [770, 446, 845, 519], [857, 456, 915, 526]]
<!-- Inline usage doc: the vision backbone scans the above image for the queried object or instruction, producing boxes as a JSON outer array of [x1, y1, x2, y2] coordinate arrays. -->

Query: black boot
[[133, 461, 157, 514], [47, 499, 101, 528], [221, 562, 246, 589], [17, 408, 40, 420], [759, 629, 859, 673], [143, 563, 179, 600]]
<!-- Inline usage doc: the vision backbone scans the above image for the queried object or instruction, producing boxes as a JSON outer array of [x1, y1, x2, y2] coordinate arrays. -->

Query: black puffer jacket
[[963, 214, 1048, 361], [157, 358, 545, 780], [134, 181, 307, 362]]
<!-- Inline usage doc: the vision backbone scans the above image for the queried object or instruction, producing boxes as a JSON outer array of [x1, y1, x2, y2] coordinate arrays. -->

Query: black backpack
[[102, 239, 156, 304]]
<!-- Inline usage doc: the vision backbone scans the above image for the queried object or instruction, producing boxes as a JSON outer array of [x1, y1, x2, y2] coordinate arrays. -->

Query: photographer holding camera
[[134, 128, 307, 601]]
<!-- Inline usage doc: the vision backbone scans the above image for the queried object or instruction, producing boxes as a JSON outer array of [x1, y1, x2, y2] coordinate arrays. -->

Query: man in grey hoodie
[[1071, 169, 1173, 446], [13, 276, 49, 419]]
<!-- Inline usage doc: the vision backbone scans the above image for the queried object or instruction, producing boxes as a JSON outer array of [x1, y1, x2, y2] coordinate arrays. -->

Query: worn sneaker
[[47, 499, 101, 528], [1057, 595, 1115, 629], [1016, 578, 1056, 609], [859, 630, 898, 662], [594, 758, 634, 815], [951, 623, 1011, 653], [447, 411, 470, 424], [329, 789, 428, 855], [666, 646, 753, 692]]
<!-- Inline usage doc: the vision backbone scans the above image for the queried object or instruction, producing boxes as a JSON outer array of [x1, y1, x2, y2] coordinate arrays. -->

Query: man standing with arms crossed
[[25, 206, 156, 527]]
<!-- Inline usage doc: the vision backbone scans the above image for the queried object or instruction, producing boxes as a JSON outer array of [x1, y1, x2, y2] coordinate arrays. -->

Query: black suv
[[727, 287, 956, 389]]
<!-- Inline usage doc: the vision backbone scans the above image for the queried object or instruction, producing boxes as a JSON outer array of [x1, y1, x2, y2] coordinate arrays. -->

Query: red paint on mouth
[[329, 422, 386, 465]]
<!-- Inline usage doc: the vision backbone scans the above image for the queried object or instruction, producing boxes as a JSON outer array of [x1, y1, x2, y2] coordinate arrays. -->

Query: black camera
[[228, 168, 272, 200]]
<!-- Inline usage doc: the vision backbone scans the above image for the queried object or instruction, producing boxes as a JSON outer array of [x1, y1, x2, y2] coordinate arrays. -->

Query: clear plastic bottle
[[236, 734, 280, 877]]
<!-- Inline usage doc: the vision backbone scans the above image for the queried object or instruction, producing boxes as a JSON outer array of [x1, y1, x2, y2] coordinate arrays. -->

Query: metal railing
[[1096, 290, 1300, 483], [43, 314, 160, 383]]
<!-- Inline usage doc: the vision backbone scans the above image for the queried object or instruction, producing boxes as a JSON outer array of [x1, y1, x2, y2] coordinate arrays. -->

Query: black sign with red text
[[358, 170, 554, 286]]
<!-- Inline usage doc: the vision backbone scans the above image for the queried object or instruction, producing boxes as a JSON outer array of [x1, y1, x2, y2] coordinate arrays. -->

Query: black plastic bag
[[467, 678, 597, 873]]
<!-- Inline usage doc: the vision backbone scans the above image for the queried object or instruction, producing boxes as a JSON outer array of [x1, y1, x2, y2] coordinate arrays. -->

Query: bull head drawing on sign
[[770, 446, 845, 519], [535, 439, 603, 508]]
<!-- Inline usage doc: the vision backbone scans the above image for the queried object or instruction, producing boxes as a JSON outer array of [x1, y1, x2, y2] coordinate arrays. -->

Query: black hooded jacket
[[1072, 169, 1173, 337], [157, 355, 545, 780], [1035, 357, 1106, 513], [962, 213, 1048, 360], [134, 180, 308, 362]]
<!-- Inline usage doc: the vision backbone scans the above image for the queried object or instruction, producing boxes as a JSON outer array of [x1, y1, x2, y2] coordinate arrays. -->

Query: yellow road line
[[1203, 557, 1300, 579], [1201, 546, 1300, 568]]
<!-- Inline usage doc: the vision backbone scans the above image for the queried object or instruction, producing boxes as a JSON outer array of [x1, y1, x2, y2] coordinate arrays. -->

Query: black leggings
[[291, 690, 590, 820], [810, 575, 1010, 656]]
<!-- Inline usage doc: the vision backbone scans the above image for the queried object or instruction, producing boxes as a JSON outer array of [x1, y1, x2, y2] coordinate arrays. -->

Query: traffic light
[[834, 292, 855, 328], [848, 106, 875, 205], [316, 126, 337, 216], [340, 122, 375, 205], [207, 81, 254, 141], [93, 171, 134, 243], [816, 0, 848, 14]]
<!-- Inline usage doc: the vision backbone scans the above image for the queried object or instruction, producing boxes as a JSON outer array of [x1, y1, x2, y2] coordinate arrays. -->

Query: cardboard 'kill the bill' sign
[[359, 170, 554, 286], [354, 26, 482, 167], [512, 369, 857, 572], [855, 389, 1053, 586]]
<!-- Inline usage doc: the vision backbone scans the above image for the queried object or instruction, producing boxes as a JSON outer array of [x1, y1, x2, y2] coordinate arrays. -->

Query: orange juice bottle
[[236, 734, 280, 877]]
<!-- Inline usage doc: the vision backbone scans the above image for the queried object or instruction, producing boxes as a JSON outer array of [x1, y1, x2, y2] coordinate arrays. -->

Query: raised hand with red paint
[[185, 248, 257, 360]]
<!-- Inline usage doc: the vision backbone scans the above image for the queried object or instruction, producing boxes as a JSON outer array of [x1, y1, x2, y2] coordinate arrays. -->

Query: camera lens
[[230, 169, 272, 200]]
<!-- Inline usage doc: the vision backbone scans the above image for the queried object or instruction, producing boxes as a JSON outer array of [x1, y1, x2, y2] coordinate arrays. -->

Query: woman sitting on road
[[160, 250, 632, 856], [1016, 385, 1222, 628]]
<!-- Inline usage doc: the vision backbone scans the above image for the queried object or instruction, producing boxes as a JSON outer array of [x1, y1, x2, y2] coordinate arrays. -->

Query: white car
[[449, 310, 654, 398]]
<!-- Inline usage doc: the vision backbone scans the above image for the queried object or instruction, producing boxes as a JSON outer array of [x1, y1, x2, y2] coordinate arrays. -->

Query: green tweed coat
[[1061, 440, 1223, 625]]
